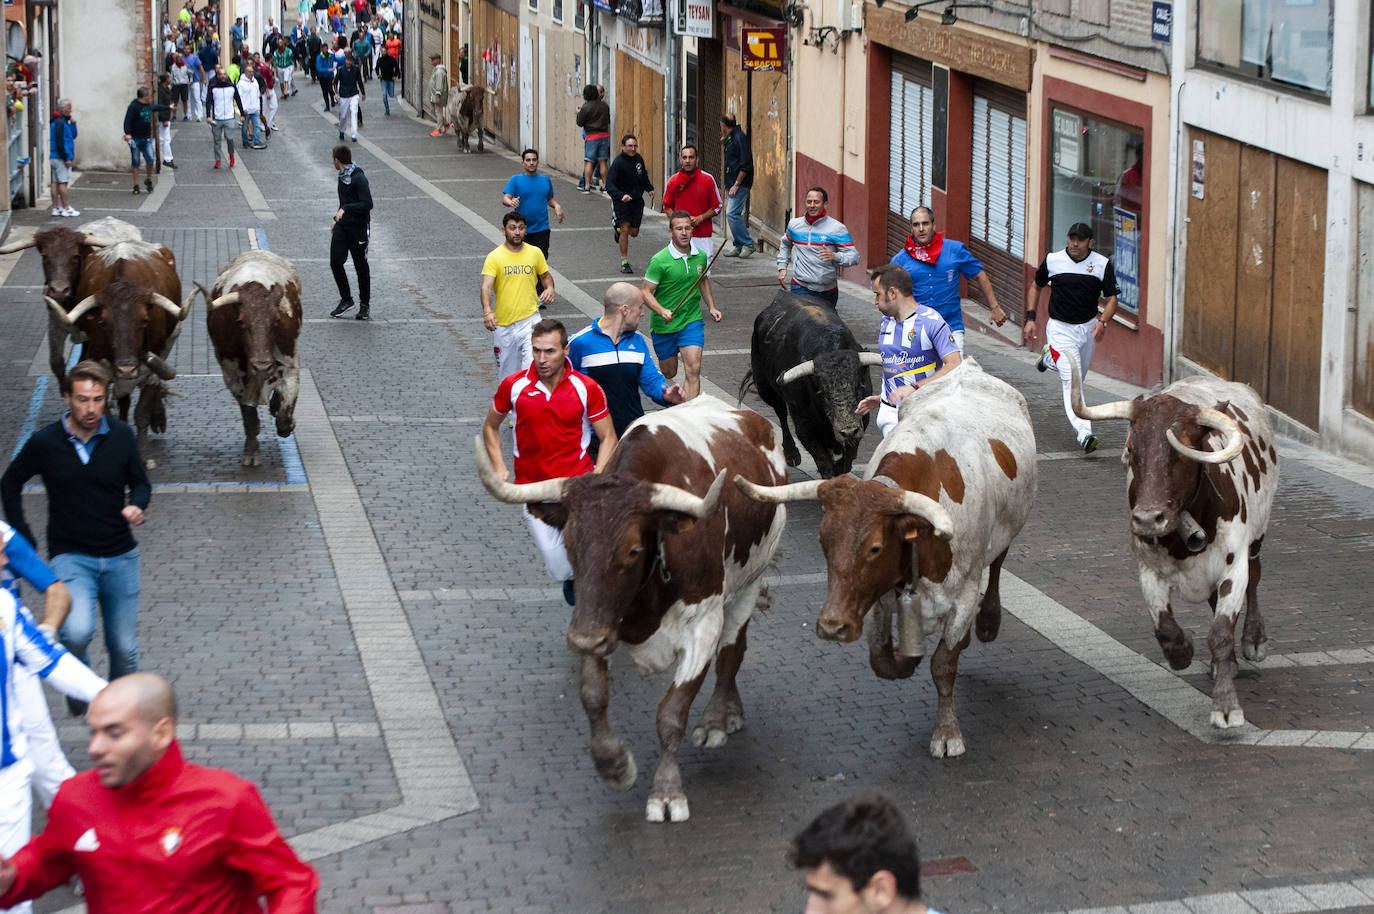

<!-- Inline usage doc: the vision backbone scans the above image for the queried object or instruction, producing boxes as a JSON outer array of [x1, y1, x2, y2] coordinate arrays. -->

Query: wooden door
[[1267, 156, 1326, 428], [1182, 130, 1241, 378], [1354, 183, 1374, 419], [615, 52, 664, 189], [474, 1, 519, 148], [1231, 144, 1276, 393]]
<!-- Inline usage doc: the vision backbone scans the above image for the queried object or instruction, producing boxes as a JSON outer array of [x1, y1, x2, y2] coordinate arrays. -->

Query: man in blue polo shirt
[[501, 148, 565, 261], [890, 206, 1004, 352], [856, 265, 962, 438], [568, 282, 685, 457]]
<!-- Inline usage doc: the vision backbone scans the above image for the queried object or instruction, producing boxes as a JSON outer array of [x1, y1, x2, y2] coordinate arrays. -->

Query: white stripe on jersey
[[578, 350, 646, 369]]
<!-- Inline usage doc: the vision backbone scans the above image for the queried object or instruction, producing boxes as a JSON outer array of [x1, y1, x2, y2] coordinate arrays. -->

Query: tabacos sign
[[741, 27, 786, 72]]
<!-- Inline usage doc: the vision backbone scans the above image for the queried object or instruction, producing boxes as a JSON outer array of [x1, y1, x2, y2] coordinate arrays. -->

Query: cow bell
[[145, 353, 177, 381], [894, 587, 926, 660], [1177, 511, 1207, 553]]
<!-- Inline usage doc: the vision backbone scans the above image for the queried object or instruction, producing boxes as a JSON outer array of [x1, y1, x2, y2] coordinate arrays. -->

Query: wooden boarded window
[[1181, 129, 1326, 429]]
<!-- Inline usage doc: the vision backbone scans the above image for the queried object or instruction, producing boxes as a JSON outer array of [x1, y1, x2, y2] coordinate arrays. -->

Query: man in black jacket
[[122, 87, 172, 195], [605, 133, 655, 274], [720, 113, 755, 258], [328, 144, 374, 320], [1, 361, 151, 715], [304, 28, 323, 83], [376, 49, 398, 115], [335, 50, 365, 142]]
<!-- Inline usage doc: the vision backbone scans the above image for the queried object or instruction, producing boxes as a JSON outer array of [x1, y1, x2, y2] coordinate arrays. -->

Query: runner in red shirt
[[481, 318, 617, 606], [0, 674, 318, 913], [661, 144, 722, 258]]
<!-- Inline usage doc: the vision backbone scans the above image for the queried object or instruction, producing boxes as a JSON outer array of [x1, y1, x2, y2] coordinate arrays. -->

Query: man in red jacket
[[0, 673, 319, 912], [661, 144, 722, 259]]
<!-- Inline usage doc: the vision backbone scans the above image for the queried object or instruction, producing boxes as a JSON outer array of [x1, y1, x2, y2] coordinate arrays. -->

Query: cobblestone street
[[2, 90, 1372, 914]]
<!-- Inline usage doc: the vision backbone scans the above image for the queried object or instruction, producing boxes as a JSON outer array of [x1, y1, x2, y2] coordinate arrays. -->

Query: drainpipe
[[665, 19, 678, 189], [834, 30, 846, 220]]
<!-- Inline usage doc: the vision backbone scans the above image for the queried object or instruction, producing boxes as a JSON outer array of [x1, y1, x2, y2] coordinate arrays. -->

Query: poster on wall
[[1191, 139, 1205, 199], [1113, 207, 1140, 313], [1052, 109, 1081, 176]]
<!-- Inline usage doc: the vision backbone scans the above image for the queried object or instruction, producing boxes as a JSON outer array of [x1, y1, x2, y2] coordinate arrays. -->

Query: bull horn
[[54, 294, 99, 326], [177, 285, 202, 320], [1067, 353, 1135, 422], [858, 351, 884, 368], [734, 475, 821, 504], [472, 434, 568, 504], [145, 353, 177, 380], [778, 360, 815, 385], [149, 293, 183, 319], [0, 237, 37, 255], [1166, 407, 1245, 464], [207, 289, 240, 310], [646, 469, 727, 519], [896, 491, 955, 542], [78, 234, 119, 249]]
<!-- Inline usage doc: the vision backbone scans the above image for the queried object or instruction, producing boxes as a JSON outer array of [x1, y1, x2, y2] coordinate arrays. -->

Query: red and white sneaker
[[214, 160, 221, 168], [229, 153, 235, 167]]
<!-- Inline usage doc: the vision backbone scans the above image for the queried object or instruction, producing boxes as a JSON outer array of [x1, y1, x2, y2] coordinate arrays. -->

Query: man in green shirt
[[641, 210, 722, 400], [273, 39, 298, 99]]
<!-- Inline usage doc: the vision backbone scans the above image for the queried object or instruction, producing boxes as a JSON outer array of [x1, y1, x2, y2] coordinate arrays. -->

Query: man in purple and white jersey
[[856, 265, 962, 438]]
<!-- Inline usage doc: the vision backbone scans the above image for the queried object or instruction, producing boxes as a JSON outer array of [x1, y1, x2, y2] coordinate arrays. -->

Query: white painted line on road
[[283, 368, 479, 860], [229, 154, 277, 221], [1044, 876, 1374, 914], [138, 171, 173, 213]]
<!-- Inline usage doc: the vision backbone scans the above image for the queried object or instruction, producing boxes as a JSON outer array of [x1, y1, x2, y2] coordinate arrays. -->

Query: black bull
[[740, 292, 879, 478]]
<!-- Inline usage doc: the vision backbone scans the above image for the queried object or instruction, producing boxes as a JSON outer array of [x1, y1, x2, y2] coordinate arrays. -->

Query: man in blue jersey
[[856, 265, 962, 438], [0, 541, 105, 914], [890, 206, 1004, 351], [0, 522, 78, 811], [501, 148, 565, 261], [568, 282, 685, 457]]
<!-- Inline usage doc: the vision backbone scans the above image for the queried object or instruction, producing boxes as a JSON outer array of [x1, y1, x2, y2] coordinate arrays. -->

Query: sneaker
[[182, 115, 190, 121], [329, 298, 355, 317], [253, 143, 268, 149], [214, 159, 221, 168], [229, 153, 235, 166], [338, 131, 345, 141], [1081, 434, 1100, 455], [162, 159, 177, 169], [1035, 344, 1051, 372], [620, 261, 633, 274], [132, 186, 141, 195], [350, 136, 358, 142], [722, 246, 740, 257], [562, 579, 575, 607], [51, 207, 63, 216], [576, 180, 586, 192], [385, 109, 390, 116], [579, 185, 591, 194], [144, 179, 153, 192], [355, 306, 370, 321], [738, 243, 756, 259], [62, 207, 80, 217]]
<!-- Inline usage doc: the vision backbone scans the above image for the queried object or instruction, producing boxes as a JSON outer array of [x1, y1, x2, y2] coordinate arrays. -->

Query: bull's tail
[[737, 369, 756, 406]]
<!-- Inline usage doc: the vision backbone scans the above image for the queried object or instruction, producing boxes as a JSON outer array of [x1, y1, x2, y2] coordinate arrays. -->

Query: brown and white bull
[[48, 240, 195, 465], [738, 359, 1037, 757], [204, 251, 304, 467], [439, 83, 493, 153], [0, 217, 139, 383], [1069, 359, 1278, 728], [474, 395, 787, 822]]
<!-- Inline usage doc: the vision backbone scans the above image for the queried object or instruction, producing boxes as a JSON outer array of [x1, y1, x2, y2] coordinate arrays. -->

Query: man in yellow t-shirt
[[481, 210, 555, 378]]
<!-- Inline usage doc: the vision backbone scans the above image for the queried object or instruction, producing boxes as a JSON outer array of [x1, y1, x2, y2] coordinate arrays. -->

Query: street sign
[[676, 0, 713, 38], [740, 27, 785, 72], [1151, 1, 1171, 42]]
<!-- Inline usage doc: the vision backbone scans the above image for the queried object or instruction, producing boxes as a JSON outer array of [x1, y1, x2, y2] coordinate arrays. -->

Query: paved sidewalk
[[0, 88, 1371, 914]]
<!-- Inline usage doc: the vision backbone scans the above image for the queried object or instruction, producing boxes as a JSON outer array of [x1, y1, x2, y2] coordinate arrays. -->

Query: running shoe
[[62, 207, 80, 217], [229, 153, 236, 166], [145, 179, 153, 192], [1081, 434, 1100, 455], [1035, 344, 1051, 372], [51, 207, 62, 216], [214, 159, 221, 168], [620, 262, 633, 274], [132, 186, 141, 195]]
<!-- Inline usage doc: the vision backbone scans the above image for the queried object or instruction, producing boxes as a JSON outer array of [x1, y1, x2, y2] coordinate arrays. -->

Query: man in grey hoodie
[[575, 84, 610, 193]]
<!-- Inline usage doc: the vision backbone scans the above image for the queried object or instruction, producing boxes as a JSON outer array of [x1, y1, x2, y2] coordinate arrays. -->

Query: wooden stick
[[666, 239, 727, 316]]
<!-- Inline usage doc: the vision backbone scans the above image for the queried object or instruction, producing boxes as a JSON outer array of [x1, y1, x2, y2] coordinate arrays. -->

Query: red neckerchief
[[903, 231, 945, 264], [675, 168, 700, 192], [804, 208, 827, 225]]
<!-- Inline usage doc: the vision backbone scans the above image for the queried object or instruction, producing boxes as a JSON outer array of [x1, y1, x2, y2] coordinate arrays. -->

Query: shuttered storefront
[[967, 79, 1027, 320], [420, 13, 444, 115], [473, 0, 521, 149], [885, 54, 934, 255]]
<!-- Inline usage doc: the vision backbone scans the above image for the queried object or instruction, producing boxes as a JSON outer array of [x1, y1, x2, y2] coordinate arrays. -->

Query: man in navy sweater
[[1, 361, 151, 715]]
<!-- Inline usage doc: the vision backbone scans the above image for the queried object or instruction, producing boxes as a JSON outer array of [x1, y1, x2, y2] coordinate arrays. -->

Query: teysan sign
[[675, 0, 714, 37]]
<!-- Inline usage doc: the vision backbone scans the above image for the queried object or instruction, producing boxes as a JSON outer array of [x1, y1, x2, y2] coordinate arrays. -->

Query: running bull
[[1069, 358, 1278, 728], [437, 83, 493, 153], [737, 359, 1036, 757], [204, 251, 304, 467], [0, 217, 140, 384], [740, 292, 880, 478], [475, 395, 787, 822], [48, 240, 196, 467]]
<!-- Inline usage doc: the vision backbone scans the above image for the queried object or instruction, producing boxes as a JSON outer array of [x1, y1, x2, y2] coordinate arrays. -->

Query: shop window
[[1049, 108, 1143, 314], [554, 0, 563, 20], [1196, 0, 1333, 97], [575, 0, 586, 29]]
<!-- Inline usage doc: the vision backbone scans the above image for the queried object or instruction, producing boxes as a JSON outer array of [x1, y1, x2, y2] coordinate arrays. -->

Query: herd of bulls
[[1, 220, 304, 470], [477, 291, 1282, 823]]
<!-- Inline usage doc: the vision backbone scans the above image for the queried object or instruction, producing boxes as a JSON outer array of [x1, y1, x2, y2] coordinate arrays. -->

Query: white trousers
[[493, 314, 536, 380], [1046, 316, 1098, 443], [15, 669, 74, 809], [523, 507, 573, 582], [264, 90, 280, 130], [951, 328, 965, 353], [156, 121, 173, 162], [0, 757, 35, 914], [877, 401, 900, 439], [278, 65, 294, 95], [337, 94, 359, 138], [315, 8, 328, 28], [190, 82, 205, 120]]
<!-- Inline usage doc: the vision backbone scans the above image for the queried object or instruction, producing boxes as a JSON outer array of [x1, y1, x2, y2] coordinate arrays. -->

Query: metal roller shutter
[[968, 80, 1027, 320], [886, 54, 934, 255]]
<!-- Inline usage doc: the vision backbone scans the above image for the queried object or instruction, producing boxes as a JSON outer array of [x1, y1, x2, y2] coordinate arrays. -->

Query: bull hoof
[[1210, 707, 1245, 729], [276, 420, 295, 439], [783, 444, 801, 468], [1159, 637, 1195, 671], [1242, 638, 1269, 663], [975, 606, 1001, 643], [594, 749, 637, 792], [929, 729, 966, 758], [242, 452, 262, 467], [645, 793, 689, 823]]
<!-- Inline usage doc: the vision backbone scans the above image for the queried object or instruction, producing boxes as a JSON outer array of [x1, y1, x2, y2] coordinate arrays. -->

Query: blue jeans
[[241, 112, 262, 146], [790, 281, 839, 307], [726, 187, 753, 248], [50, 549, 140, 678], [380, 79, 395, 112]]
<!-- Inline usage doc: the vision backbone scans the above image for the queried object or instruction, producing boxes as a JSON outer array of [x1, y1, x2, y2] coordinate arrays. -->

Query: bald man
[[0, 673, 319, 913], [568, 281, 685, 455]]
